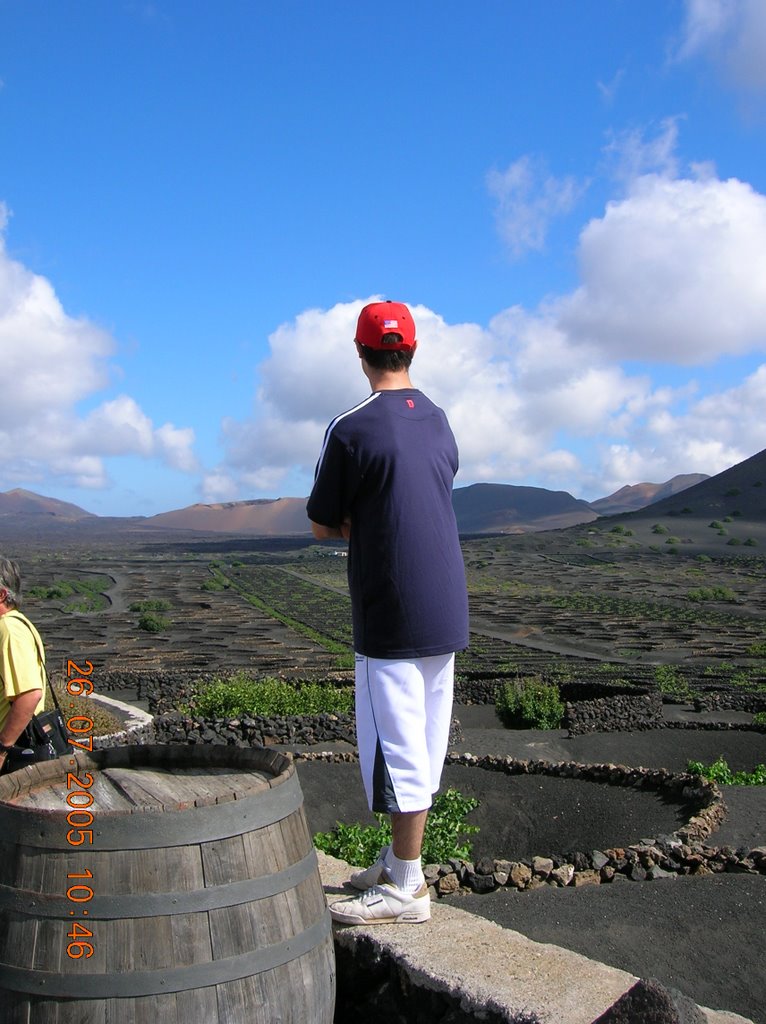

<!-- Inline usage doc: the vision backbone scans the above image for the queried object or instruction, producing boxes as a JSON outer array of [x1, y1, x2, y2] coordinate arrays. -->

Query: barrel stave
[[0, 747, 335, 1022]]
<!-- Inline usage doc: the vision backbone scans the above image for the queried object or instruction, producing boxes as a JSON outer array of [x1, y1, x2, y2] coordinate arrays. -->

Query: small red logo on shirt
[[406, 399, 415, 409]]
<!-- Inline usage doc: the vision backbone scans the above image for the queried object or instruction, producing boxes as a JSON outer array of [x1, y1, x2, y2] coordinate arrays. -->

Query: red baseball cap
[[355, 301, 416, 350]]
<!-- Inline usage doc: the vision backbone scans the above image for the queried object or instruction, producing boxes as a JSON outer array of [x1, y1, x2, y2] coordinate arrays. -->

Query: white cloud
[[256, 301, 367, 424], [201, 470, 240, 503], [212, 298, 683, 498], [0, 219, 198, 489], [677, 0, 733, 60], [677, 0, 766, 91], [487, 155, 584, 259], [597, 69, 625, 106], [76, 397, 155, 456], [50, 456, 109, 490], [603, 119, 682, 185], [209, 75, 762, 506], [558, 173, 766, 363], [155, 423, 198, 472], [216, 150, 766, 503], [597, 363, 766, 492], [0, 249, 113, 421]]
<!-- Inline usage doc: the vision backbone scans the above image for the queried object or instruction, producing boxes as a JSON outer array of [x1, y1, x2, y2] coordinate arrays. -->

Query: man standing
[[307, 300, 469, 924], [0, 557, 46, 774]]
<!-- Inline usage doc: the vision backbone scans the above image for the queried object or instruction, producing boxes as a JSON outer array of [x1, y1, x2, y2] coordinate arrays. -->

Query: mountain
[[144, 484, 598, 535], [590, 474, 709, 515], [0, 488, 94, 520], [452, 483, 597, 533], [142, 497, 312, 535], [2, 449, 761, 539], [625, 447, 766, 521]]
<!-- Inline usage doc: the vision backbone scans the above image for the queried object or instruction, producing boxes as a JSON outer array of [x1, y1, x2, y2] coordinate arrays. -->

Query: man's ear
[[354, 341, 365, 359]]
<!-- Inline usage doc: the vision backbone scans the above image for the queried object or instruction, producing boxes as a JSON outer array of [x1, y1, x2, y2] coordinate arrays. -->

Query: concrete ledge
[[318, 852, 754, 1024], [86, 692, 156, 747]]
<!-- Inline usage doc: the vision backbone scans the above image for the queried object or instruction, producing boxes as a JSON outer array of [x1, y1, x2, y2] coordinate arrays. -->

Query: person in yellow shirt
[[0, 557, 46, 773]]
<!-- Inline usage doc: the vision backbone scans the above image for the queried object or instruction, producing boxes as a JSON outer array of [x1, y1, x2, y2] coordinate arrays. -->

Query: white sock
[[386, 852, 424, 893]]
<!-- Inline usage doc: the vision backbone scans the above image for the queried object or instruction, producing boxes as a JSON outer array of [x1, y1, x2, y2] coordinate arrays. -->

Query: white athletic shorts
[[354, 652, 455, 814]]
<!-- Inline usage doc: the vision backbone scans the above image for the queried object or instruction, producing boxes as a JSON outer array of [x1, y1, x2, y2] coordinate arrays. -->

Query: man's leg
[[385, 808, 429, 893], [331, 656, 432, 922], [330, 804, 432, 925], [391, 809, 428, 860], [384, 653, 455, 892]]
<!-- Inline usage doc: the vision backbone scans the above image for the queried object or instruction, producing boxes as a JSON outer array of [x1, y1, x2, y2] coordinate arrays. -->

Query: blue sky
[[1, 0, 765, 516]]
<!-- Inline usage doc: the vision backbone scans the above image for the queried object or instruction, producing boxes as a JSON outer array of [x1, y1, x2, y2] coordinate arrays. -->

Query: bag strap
[[8, 612, 65, 713]]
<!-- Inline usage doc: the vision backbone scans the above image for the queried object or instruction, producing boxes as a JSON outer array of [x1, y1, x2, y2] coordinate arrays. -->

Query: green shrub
[[314, 788, 480, 865], [753, 712, 766, 726], [726, 537, 742, 546], [709, 521, 724, 529], [138, 611, 171, 632], [31, 582, 74, 598], [687, 756, 766, 786], [665, 536, 681, 545], [654, 665, 691, 699], [130, 599, 172, 612], [193, 674, 354, 718], [746, 641, 766, 657], [652, 524, 669, 535], [495, 676, 564, 729], [744, 538, 758, 547], [201, 578, 227, 592], [687, 586, 737, 603], [28, 577, 109, 612], [52, 684, 123, 737]]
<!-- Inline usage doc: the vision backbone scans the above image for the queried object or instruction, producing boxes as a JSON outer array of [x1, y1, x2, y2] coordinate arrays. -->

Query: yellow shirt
[[0, 610, 47, 733]]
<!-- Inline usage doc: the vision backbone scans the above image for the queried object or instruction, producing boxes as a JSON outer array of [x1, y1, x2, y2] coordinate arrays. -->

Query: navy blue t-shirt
[[307, 388, 469, 659]]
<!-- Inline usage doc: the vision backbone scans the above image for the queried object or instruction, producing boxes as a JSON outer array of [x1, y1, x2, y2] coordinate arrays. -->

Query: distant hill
[[2, 449, 762, 539], [452, 483, 597, 533], [590, 474, 709, 515], [144, 486, 598, 536], [0, 488, 94, 520], [142, 497, 311, 535], [625, 447, 766, 522]]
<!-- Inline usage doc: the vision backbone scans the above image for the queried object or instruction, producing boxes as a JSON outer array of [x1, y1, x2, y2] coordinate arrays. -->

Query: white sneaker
[[329, 875, 431, 926], [347, 846, 390, 891]]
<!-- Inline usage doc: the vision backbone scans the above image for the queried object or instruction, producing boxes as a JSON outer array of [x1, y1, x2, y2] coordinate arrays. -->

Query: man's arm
[[0, 688, 43, 770], [311, 519, 351, 541]]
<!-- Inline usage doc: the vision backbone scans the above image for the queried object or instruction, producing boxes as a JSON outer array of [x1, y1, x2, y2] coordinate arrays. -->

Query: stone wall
[[563, 689, 663, 734], [297, 750, 766, 893], [333, 935, 529, 1024], [693, 690, 766, 714], [153, 709, 356, 747]]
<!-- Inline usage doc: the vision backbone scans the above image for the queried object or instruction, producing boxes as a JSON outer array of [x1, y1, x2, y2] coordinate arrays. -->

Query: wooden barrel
[[0, 744, 335, 1023]]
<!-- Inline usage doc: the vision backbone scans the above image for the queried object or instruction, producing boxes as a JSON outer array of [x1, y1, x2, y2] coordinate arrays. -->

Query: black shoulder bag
[[1, 619, 73, 774]]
